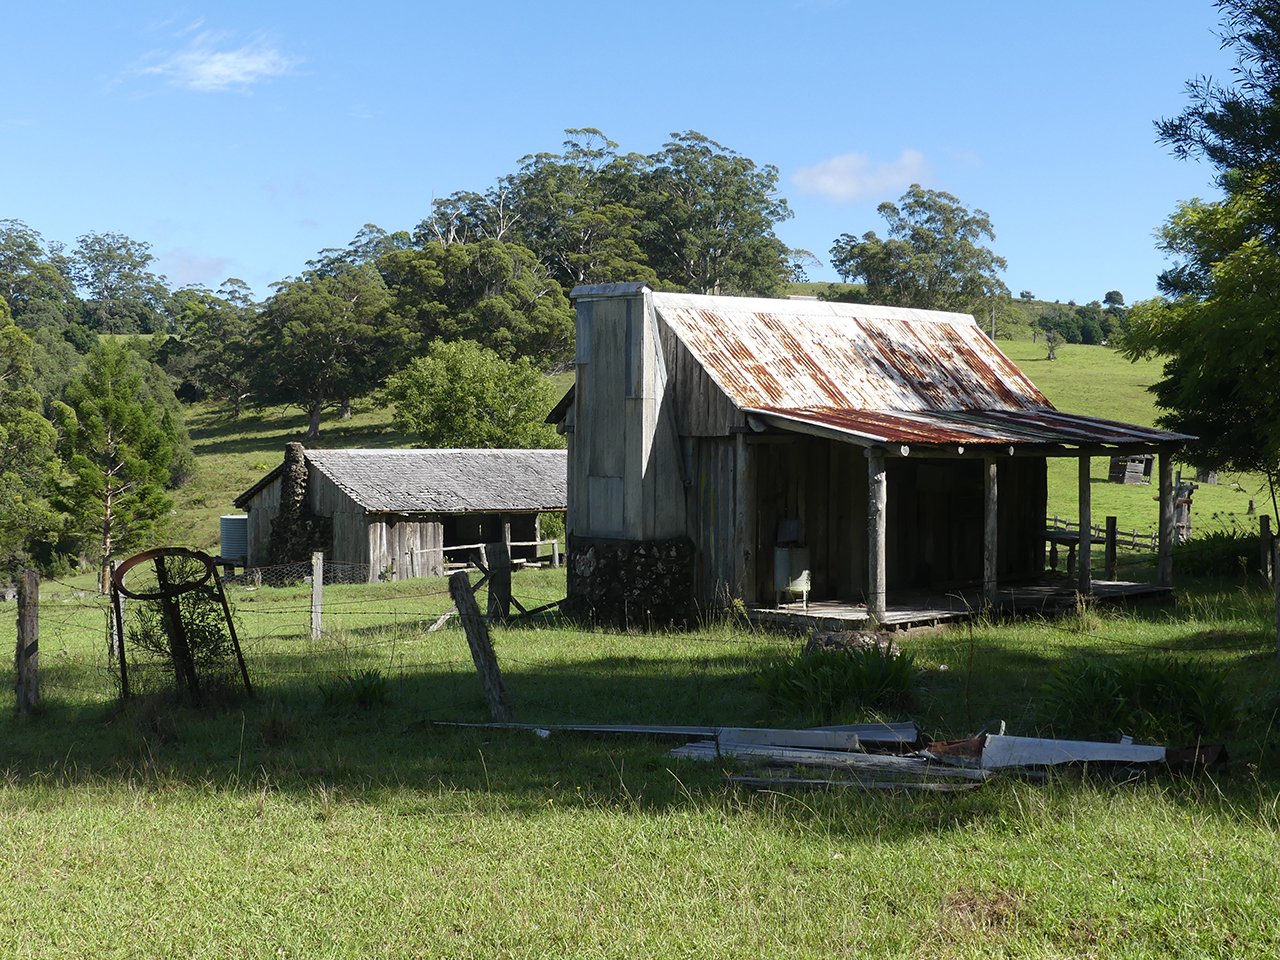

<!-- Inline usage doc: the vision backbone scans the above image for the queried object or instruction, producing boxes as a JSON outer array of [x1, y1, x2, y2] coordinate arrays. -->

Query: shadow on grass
[[187, 406, 417, 458], [2, 639, 1031, 836], [8, 594, 1280, 831]]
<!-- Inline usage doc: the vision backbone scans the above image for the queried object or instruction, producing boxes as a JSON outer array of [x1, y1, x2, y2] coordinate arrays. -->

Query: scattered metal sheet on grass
[[671, 741, 991, 781], [980, 734, 1166, 769], [436, 721, 894, 750], [807, 721, 920, 746], [434, 721, 723, 738], [728, 775, 983, 793], [717, 728, 863, 751]]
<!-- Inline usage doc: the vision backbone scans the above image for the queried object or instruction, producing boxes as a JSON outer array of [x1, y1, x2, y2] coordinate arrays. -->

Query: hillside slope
[[169, 345, 1265, 555]]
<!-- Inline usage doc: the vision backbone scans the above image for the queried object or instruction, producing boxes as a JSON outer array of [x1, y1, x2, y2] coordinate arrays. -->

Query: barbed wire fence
[[6, 524, 1277, 726]]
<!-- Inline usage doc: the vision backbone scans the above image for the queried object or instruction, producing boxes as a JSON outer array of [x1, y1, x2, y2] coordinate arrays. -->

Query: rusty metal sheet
[[650, 293, 1192, 450], [656, 294, 1050, 414], [748, 406, 1192, 449]]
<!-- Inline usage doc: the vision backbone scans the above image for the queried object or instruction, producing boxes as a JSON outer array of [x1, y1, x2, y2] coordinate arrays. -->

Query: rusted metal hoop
[[112, 547, 215, 601]]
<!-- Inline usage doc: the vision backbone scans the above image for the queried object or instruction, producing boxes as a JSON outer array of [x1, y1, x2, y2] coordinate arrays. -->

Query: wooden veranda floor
[[748, 576, 1173, 633]]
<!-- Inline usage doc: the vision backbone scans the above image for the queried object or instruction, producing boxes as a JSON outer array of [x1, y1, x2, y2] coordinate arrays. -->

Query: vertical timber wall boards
[[569, 291, 693, 615], [572, 291, 687, 542], [749, 436, 866, 605]]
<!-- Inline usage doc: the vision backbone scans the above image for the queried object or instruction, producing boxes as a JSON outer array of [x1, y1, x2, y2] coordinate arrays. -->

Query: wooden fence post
[[1104, 516, 1118, 581], [1077, 455, 1092, 596], [1261, 515, 1274, 585], [551, 539, 561, 570], [1157, 452, 1174, 589], [485, 540, 512, 623], [449, 571, 513, 722], [106, 559, 120, 666], [1275, 540, 1280, 661], [15, 569, 39, 716], [311, 551, 324, 640]]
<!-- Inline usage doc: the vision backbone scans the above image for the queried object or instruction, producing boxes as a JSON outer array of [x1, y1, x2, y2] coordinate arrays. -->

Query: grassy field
[[999, 340, 1273, 536], [6, 339, 1280, 956], [3, 566, 1280, 957]]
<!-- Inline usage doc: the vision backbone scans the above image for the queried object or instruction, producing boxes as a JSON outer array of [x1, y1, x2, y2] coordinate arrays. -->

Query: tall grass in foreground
[[4, 570, 1280, 956]]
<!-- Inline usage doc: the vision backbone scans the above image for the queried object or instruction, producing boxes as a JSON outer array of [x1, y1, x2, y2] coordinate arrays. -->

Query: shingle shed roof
[[234, 448, 567, 514]]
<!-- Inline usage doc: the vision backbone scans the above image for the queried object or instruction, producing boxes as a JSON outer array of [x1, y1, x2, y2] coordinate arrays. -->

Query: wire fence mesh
[[4, 537, 1277, 730]]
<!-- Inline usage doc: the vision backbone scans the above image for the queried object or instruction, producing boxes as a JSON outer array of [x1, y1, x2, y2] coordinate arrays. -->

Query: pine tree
[[56, 340, 189, 590]]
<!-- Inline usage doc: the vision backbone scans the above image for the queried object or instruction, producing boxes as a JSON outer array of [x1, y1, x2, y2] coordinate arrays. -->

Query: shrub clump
[[1173, 525, 1260, 578], [319, 669, 390, 712], [757, 645, 917, 723], [1041, 656, 1236, 744]]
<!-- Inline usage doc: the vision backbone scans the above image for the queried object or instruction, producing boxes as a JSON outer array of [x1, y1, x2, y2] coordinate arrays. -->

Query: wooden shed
[[233, 447, 566, 582], [550, 285, 1192, 628]]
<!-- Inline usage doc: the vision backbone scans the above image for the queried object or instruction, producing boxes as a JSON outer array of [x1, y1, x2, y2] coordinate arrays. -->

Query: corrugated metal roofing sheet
[[748, 406, 1192, 449], [650, 292, 1190, 450], [654, 292, 1049, 413]]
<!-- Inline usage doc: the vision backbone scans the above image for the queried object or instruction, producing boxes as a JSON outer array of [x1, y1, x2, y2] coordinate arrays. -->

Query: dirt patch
[[939, 887, 1025, 935]]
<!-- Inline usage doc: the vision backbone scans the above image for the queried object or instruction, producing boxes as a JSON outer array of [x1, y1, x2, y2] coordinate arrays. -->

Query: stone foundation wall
[[564, 535, 696, 628]]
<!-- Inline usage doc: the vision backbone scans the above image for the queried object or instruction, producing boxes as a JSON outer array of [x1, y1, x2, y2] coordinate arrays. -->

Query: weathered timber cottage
[[234, 445, 566, 581], [549, 285, 1191, 627]]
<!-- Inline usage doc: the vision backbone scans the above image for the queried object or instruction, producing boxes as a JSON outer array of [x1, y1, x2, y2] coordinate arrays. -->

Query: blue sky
[[1, 1, 1237, 304]]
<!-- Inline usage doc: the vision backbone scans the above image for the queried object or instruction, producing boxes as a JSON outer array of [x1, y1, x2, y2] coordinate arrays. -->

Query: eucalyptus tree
[[830, 185, 1009, 312], [71, 231, 174, 334], [0, 219, 81, 333], [253, 263, 412, 439], [377, 239, 574, 370], [631, 131, 793, 296]]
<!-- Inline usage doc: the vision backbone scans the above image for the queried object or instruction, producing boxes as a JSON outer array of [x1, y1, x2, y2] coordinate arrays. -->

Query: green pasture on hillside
[[170, 342, 1272, 559], [999, 340, 1273, 536]]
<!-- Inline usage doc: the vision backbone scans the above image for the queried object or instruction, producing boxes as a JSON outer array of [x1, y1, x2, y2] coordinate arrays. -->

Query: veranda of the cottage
[[735, 419, 1184, 630]]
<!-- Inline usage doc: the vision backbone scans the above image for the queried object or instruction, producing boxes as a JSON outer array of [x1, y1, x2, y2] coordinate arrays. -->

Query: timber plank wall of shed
[[750, 437, 866, 604], [367, 515, 443, 582], [658, 319, 742, 437], [884, 456, 1046, 591], [308, 465, 368, 570], [573, 292, 687, 543], [747, 441, 1047, 603], [244, 476, 282, 567]]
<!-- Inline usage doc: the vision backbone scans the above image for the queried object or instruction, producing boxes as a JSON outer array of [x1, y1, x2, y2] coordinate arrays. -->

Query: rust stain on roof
[[658, 297, 1048, 416], [749, 406, 1191, 449], [647, 293, 1190, 449]]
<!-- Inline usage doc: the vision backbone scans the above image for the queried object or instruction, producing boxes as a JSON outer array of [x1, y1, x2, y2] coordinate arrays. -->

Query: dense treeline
[[0, 129, 798, 576], [0, 127, 1131, 578]]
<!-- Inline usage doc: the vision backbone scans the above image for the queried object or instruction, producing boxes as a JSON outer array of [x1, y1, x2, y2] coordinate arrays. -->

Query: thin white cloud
[[792, 149, 930, 203], [156, 248, 233, 288], [134, 32, 296, 92]]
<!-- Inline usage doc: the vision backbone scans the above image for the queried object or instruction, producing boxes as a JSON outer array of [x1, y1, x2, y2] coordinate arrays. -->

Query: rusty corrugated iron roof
[[747, 406, 1192, 449], [651, 292, 1190, 450], [654, 293, 1049, 413]]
